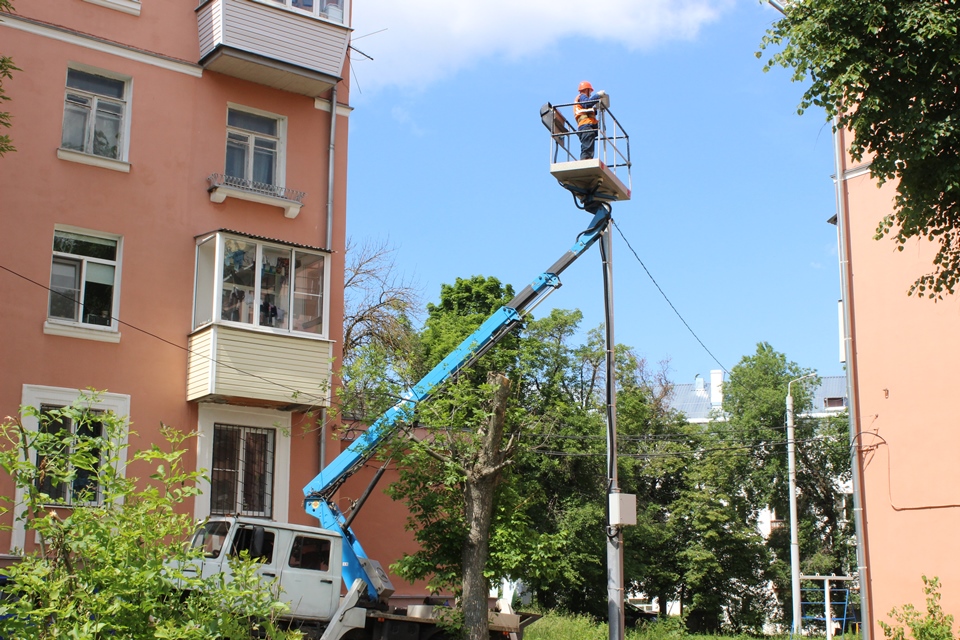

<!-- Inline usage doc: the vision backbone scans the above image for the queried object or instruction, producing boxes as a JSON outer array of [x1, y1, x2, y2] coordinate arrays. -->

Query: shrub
[[879, 576, 956, 640], [0, 395, 298, 639]]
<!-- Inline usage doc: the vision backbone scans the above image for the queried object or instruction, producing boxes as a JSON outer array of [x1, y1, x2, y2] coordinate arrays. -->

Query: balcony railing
[[207, 173, 307, 218]]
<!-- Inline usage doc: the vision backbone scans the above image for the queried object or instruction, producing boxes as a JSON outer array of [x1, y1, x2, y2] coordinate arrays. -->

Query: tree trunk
[[461, 373, 511, 640]]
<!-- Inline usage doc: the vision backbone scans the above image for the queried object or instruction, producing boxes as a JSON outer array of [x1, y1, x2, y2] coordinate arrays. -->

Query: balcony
[[196, 0, 351, 97], [187, 324, 333, 410], [207, 173, 306, 218]]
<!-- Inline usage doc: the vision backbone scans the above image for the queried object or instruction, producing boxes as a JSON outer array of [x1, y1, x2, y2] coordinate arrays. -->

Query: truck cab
[[186, 516, 343, 623]]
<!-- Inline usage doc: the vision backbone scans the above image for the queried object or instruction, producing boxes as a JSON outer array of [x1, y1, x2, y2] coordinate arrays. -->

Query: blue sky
[[343, 0, 845, 386]]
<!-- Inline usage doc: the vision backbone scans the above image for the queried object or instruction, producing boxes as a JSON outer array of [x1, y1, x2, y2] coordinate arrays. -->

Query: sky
[[342, 0, 845, 387]]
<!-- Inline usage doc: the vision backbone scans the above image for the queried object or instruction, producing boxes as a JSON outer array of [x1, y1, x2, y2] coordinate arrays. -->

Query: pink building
[[0, 0, 357, 557], [836, 127, 960, 637]]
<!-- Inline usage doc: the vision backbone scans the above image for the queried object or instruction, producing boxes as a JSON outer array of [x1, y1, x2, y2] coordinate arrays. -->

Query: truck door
[[276, 533, 340, 621], [223, 523, 282, 596]]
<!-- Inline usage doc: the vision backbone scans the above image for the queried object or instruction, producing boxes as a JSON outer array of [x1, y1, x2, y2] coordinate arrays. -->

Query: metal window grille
[[211, 424, 275, 518]]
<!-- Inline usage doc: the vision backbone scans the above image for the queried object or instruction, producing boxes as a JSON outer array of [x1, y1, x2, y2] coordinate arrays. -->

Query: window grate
[[211, 424, 275, 518]]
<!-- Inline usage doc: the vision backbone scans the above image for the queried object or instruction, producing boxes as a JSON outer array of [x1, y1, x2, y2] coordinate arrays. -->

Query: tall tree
[[0, 0, 19, 157], [338, 237, 420, 421], [758, 0, 960, 298], [719, 343, 853, 626]]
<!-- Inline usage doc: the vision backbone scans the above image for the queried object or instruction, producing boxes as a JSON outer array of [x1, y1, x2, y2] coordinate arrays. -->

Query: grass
[[523, 612, 794, 640]]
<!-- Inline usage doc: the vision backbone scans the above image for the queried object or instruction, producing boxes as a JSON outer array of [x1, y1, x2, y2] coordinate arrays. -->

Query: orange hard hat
[[578, 81, 593, 92]]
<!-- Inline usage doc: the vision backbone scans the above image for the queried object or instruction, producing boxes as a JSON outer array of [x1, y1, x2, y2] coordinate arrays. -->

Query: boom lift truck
[[188, 99, 631, 640]]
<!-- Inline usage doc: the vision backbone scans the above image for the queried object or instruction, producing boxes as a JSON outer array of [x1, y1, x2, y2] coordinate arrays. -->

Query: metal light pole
[[787, 373, 815, 636], [600, 220, 625, 640]]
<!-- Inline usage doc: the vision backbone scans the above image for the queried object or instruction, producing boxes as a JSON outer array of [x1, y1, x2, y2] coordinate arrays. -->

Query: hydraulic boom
[[303, 206, 613, 600]]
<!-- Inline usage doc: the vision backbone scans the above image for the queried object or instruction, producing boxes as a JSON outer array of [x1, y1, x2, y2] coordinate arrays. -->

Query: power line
[[0, 263, 330, 407], [612, 219, 729, 374]]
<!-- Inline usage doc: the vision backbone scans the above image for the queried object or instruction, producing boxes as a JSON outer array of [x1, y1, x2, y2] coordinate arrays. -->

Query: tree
[[382, 275, 538, 640], [0, 395, 296, 639], [719, 343, 854, 627], [338, 237, 421, 422], [758, 0, 960, 298], [342, 237, 420, 369], [0, 0, 18, 157]]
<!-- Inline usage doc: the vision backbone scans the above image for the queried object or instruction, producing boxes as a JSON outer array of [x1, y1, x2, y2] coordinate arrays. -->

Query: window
[[210, 424, 276, 518], [824, 397, 847, 409], [194, 405, 291, 524], [192, 520, 231, 558], [34, 405, 105, 505], [230, 524, 276, 563], [194, 231, 328, 337], [61, 68, 129, 161], [225, 108, 283, 189], [12, 386, 129, 552], [272, 0, 348, 24], [288, 535, 331, 571], [48, 229, 120, 329]]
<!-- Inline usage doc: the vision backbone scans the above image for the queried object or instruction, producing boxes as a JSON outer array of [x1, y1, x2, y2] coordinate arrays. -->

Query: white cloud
[[349, 0, 735, 92]]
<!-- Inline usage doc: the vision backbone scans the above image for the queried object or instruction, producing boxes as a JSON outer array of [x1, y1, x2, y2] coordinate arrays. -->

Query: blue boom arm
[[303, 208, 612, 600]]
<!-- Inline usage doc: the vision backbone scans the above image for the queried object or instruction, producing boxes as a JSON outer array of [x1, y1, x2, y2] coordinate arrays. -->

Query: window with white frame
[[225, 107, 283, 189], [210, 424, 275, 518], [194, 231, 328, 337], [60, 67, 129, 161], [272, 0, 348, 24], [11, 386, 130, 553], [35, 404, 105, 506], [48, 229, 120, 329]]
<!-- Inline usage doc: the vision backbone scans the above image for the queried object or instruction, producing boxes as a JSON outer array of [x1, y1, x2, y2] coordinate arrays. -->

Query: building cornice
[[0, 14, 203, 77]]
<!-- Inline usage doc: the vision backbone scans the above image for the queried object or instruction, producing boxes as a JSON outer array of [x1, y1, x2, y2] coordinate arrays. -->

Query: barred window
[[210, 424, 275, 518]]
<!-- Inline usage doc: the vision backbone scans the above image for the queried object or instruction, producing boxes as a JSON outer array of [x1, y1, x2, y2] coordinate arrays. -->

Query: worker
[[574, 80, 600, 160]]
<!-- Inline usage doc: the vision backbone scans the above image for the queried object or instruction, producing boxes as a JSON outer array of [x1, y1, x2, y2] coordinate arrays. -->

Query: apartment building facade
[[835, 129, 960, 636], [0, 0, 353, 558]]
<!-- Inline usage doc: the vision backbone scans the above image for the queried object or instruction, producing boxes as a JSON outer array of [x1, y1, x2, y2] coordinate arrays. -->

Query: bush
[[0, 396, 299, 639], [879, 576, 956, 640]]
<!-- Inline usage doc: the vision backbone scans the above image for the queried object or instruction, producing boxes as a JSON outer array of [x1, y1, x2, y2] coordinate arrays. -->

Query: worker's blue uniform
[[575, 91, 600, 160]]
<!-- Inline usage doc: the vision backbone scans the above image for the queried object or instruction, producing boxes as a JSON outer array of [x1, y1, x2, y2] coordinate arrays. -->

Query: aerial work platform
[[540, 96, 632, 206]]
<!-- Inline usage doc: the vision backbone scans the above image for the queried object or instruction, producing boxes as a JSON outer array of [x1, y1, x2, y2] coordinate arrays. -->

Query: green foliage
[[879, 576, 957, 640], [717, 343, 854, 628], [524, 611, 608, 640], [0, 0, 17, 157], [758, 0, 960, 298], [0, 395, 297, 639], [419, 275, 519, 381]]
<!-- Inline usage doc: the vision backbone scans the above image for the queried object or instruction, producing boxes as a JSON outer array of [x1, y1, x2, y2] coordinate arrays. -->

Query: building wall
[[0, 0, 348, 554], [838, 129, 960, 635]]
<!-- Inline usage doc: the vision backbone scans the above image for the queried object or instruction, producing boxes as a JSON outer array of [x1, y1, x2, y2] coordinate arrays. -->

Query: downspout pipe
[[326, 83, 338, 251], [833, 120, 872, 640]]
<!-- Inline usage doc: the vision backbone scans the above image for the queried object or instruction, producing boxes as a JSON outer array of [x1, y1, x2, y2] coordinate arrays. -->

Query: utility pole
[[600, 221, 636, 640], [787, 373, 815, 636]]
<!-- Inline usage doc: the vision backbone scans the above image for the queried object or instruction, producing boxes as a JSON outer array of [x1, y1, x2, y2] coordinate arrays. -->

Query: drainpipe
[[832, 119, 871, 640], [326, 83, 338, 250], [320, 84, 338, 471], [319, 407, 328, 472]]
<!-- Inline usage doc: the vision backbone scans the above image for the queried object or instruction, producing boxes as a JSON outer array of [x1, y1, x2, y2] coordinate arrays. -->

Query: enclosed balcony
[[186, 230, 334, 409], [196, 0, 351, 97]]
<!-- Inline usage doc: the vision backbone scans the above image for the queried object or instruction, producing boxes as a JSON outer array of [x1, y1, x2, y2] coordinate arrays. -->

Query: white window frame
[[195, 404, 291, 523], [11, 386, 130, 553], [260, 0, 350, 25], [58, 64, 133, 171], [225, 104, 286, 189], [44, 225, 123, 343], [82, 0, 142, 16], [193, 231, 330, 339]]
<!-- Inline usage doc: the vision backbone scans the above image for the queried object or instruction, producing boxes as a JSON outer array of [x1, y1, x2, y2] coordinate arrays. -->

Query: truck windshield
[[192, 520, 231, 558]]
